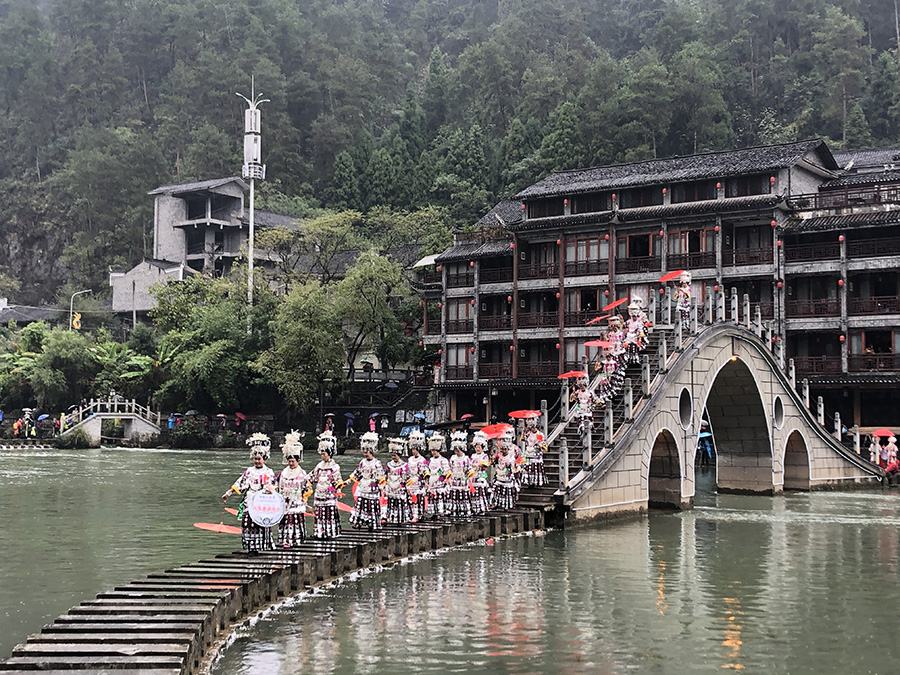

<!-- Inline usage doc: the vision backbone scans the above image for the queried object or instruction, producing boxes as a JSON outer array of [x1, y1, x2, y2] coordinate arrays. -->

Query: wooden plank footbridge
[[0, 509, 544, 675]]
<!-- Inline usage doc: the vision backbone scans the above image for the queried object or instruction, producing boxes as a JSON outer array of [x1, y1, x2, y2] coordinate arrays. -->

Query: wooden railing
[[616, 256, 661, 274], [518, 262, 559, 280], [423, 270, 442, 284], [666, 251, 715, 269], [447, 319, 474, 334], [564, 260, 605, 277], [849, 354, 900, 371], [480, 314, 512, 331], [848, 237, 900, 258], [479, 363, 512, 378], [848, 295, 900, 315], [68, 398, 162, 429], [445, 365, 474, 380], [518, 361, 558, 378], [750, 302, 774, 320], [480, 267, 513, 284], [425, 320, 441, 335], [447, 272, 474, 288], [784, 242, 840, 262], [564, 311, 595, 327], [518, 311, 558, 328], [792, 356, 842, 375], [791, 185, 900, 210], [786, 298, 840, 317], [724, 247, 774, 266]]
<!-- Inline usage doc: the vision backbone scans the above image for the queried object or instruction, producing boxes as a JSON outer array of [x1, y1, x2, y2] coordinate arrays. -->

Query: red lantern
[[557, 238, 562, 245], [563, 198, 569, 206], [659, 230, 664, 237], [777, 281, 783, 289], [469, 261, 475, 267], [714, 225, 720, 233], [714, 285, 719, 292], [662, 188, 667, 195], [510, 242, 515, 249], [770, 176, 776, 184], [470, 299, 476, 305], [838, 279, 844, 287], [419, 301, 424, 307], [777, 240, 782, 247], [438, 302, 442, 308], [509, 345, 515, 351], [716, 182, 722, 189], [604, 290, 610, 297], [555, 292, 561, 299], [555, 343, 560, 350], [659, 288, 665, 294], [771, 220, 777, 228], [838, 235, 844, 242], [437, 265, 442, 271], [604, 233, 609, 240], [507, 295, 512, 302], [521, 203, 526, 211], [611, 193, 617, 201], [470, 346, 476, 353], [418, 341, 423, 346], [839, 335, 846, 343], [438, 349, 443, 355]]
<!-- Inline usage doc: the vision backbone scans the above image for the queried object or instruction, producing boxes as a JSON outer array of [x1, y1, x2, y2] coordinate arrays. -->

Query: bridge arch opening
[[704, 358, 774, 494], [783, 430, 810, 490], [648, 429, 684, 509]]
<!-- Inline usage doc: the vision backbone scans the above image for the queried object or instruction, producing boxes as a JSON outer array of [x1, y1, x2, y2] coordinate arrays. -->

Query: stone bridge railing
[[62, 398, 162, 433]]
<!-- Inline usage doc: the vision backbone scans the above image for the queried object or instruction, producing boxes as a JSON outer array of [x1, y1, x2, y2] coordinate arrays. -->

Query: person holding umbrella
[[324, 413, 335, 433], [222, 433, 276, 555], [369, 413, 377, 433], [345, 412, 355, 437]]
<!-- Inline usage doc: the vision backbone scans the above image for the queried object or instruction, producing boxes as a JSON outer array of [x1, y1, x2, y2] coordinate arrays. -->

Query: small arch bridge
[[543, 322, 881, 524], [61, 398, 161, 446]]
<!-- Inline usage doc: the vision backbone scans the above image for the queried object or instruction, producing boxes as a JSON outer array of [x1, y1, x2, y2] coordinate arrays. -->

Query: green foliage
[[167, 416, 210, 449], [56, 427, 91, 449]]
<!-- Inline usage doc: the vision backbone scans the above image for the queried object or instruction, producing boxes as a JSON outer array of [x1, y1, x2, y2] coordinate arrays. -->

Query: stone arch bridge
[[535, 321, 882, 524]]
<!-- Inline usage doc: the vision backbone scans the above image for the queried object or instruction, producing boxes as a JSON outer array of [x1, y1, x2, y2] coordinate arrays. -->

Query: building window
[[186, 197, 206, 220], [447, 299, 471, 321], [725, 175, 771, 198], [667, 228, 716, 254], [447, 344, 471, 367], [572, 192, 612, 214], [565, 237, 609, 263], [671, 181, 717, 203], [617, 232, 662, 258], [527, 198, 565, 219], [619, 186, 663, 208]]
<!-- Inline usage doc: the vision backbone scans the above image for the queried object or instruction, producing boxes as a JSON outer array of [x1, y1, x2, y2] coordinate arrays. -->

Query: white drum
[[247, 490, 285, 527]]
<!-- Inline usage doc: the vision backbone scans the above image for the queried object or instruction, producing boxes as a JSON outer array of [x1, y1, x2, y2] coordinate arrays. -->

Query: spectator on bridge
[[469, 432, 491, 515], [406, 440, 428, 522], [274, 431, 311, 549], [310, 432, 342, 539], [349, 433, 384, 531], [222, 433, 276, 555], [369, 415, 376, 433]]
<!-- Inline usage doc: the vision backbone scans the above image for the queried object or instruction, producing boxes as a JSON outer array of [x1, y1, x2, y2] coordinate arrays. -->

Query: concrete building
[[420, 139, 900, 430]]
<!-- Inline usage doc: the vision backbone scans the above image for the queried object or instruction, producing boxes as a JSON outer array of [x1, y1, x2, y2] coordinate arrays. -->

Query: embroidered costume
[[522, 420, 547, 487], [426, 435, 450, 519], [225, 433, 276, 553], [469, 431, 491, 514], [349, 432, 385, 530], [384, 438, 411, 524], [275, 430, 310, 548], [406, 444, 429, 522], [310, 431, 342, 539], [624, 298, 648, 365], [674, 271, 692, 331], [447, 431, 472, 518], [490, 444, 519, 510]]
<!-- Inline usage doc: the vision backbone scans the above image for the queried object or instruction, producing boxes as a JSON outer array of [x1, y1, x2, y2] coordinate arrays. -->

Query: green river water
[[2, 448, 899, 673]]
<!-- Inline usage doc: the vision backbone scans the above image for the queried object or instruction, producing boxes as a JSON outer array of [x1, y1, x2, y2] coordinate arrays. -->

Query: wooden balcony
[[447, 272, 474, 288], [480, 267, 513, 284], [848, 237, 900, 259], [518, 262, 559, 280], [723, 247, 774, 266], [518, 361, 558, 378], [784, 241, 840, 262], [447, 319, 474, 334], [786, 298, 840, 317], [848, 354, 900, 372], [564, 310, 595, 327], [480, 314, 512, 331], [423, 270, 442, 284], [479, 363, 512, 378], [848, 295, 900, 315], [518, 311, 558, 328], [791, 185, 900, 210], [666, 251, 715, 270], [792, 356, 842, 375], [445, 365, 474, 380], [616, 256, 661, 274], [425, 319, 441, 335], [564, 260, 606, 277]]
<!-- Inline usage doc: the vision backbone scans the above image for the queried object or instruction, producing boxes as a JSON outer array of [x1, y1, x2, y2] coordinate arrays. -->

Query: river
[[2, 449, 899, 673]]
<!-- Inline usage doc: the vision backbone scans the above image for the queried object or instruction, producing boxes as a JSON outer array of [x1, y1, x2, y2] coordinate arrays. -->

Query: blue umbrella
[[344, 412, 355, 419], [37, 414, 50, 421], [413, 412, 426, 420]]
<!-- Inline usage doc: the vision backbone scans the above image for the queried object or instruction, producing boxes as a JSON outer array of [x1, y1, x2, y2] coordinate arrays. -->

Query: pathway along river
[[2, 448, 899, 673]]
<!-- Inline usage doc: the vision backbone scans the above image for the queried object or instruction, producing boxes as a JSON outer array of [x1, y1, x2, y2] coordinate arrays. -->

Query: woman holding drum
[[222, 433, 277, 554]]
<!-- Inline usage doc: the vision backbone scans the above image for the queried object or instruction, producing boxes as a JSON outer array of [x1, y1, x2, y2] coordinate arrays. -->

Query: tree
[[29, 328, 99, 410]]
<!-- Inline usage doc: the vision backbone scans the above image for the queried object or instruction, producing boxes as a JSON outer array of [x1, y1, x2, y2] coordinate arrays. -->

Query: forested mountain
[[0, 0, 897, 304]]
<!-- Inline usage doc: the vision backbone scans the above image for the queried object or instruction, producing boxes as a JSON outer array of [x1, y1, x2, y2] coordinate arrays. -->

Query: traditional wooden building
[[420, 139, 900, 430]]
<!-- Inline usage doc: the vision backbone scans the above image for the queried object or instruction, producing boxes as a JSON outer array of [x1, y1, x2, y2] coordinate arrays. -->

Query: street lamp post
[[69, 289, 92, 330], [236, 78, 269, 313]]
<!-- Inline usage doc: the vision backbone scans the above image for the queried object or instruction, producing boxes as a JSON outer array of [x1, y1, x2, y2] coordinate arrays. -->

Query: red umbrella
[[481, 423, 514, 439], [871, 428, 894, 438], [460, 414, 475, 420], [194, 522, 242, 534], [585, 314, 611, 325], [658, 269, 685, 283], [602, 297, 629, 311], [234, 412, 247, 420], [558, 370, 588, 379], [508, 410, 541, 419], [584, 340, 614, 348]]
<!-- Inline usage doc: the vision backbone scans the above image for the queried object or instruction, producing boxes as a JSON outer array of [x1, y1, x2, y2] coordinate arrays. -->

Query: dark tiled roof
[[241, 210, 299, 229], [0, 304, 61, 324], [508, 211, 614, 232], [784, 210, 900, 233], [435, 378, 557, 390], [145, 258, 184, 271], [435, 239, 513, 263], [821, 170, 900, 189], [832, 147, 900, 170], [617, 194, 784, 222], [474, 200, 524, 228], [516, 140, 835, 199], [807, 373, 900, 386], [148, 177, 247, 196]]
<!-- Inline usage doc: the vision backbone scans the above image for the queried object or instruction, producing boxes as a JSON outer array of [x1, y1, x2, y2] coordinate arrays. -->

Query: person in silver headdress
[[309, 431, 342, 539], [222, 433, 276, 554], [349, 432, 385, 530], [384, 438, 411, 524], [275, 430, 311, 548]]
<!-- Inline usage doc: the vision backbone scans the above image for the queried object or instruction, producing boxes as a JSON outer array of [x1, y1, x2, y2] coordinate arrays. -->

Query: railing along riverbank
[[0, 509, 544, 675]]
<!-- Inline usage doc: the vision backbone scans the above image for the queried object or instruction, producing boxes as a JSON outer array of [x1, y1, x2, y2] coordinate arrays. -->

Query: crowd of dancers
[[222, 421, 548, 554]]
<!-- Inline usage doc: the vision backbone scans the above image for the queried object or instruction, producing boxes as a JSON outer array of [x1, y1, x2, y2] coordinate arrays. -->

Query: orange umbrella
[[871, 428, 894, 438], [558, 370, 588, 379], [507, 410, 541, 419], [481, 423, 514, 439], [584, 339, 614, 348], [602, 297, 629, 311], [194, 522, 242, 534], [585, 314, 611, 325], [658, 269, 685, 283]]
